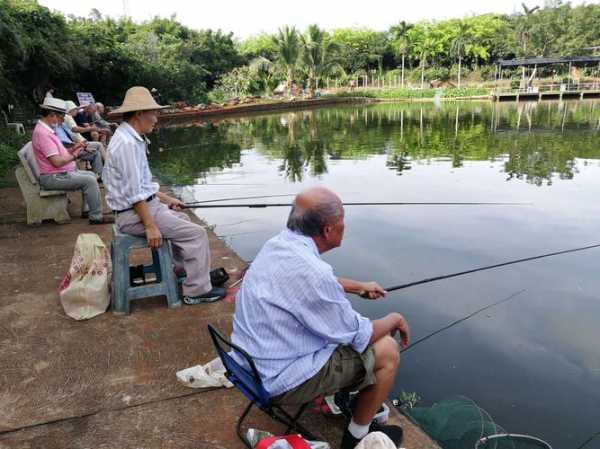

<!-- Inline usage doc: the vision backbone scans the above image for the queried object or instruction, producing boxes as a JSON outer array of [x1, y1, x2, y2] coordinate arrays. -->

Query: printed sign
[[76, 92, 96, 106]]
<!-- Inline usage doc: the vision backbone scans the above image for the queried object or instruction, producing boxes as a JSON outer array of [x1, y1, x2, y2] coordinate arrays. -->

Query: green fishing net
[[398, 396, 552, 449]]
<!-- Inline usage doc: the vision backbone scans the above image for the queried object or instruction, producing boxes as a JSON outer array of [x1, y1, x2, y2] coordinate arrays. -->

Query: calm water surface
[[150, 101, 600, 448]]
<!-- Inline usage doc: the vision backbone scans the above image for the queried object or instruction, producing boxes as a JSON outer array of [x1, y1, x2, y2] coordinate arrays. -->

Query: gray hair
[[286, 200, 343, 237]]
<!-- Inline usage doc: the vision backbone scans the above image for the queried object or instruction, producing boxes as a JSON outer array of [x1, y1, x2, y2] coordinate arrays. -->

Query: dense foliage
[[0, 0, 241, 107], [0, 0, 599, 109]]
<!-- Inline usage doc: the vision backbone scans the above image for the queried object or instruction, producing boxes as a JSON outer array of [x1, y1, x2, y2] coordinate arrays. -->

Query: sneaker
[[340, 423, 403, 449], [183, 287, 226, 305]]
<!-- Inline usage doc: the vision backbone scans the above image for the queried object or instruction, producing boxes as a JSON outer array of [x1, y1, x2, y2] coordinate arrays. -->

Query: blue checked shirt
[[231, 229, 373, 396], [102, 122, 159, 211]]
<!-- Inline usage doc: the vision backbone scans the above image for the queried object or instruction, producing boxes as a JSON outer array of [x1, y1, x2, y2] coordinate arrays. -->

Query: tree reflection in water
[[150, 100, 600, 186]]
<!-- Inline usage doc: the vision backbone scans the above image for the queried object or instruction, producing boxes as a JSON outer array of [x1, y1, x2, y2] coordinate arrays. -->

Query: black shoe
[[183, 287, 226, 305], [89, 215, 115, 225], [340, 423, 403, 449]]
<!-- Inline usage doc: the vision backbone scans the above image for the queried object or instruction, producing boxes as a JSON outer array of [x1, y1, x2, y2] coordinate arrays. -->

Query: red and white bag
[[58, 233, 111, 320]]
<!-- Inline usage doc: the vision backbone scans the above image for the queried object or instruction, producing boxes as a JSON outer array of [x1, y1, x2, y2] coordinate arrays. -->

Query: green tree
[[450, 20, 472, 88], [272, 26, 301, 94], [390, 21, 412, 88], [329, 28, 390, 74], [300, 24, 340, 97], [409, 24, 443, 88]]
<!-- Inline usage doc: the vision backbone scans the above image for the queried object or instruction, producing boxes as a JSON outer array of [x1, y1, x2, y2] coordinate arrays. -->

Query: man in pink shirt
[[32, 97, 112, 224]]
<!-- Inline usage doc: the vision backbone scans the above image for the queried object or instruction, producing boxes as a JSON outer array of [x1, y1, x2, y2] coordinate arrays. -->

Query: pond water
[[151, 101, 600, 448]]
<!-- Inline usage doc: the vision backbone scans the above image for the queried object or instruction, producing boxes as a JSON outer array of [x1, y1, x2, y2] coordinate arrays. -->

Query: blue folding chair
[[208, 324, 319, 448]]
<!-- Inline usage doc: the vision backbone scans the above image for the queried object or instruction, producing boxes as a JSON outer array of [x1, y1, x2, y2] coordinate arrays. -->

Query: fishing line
[[399, 289, 526, 354]]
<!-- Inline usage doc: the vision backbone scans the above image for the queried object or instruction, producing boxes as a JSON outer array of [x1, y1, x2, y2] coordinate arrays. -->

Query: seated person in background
[[94, 102, 118, 132], [231, 186, 410, 449], [55, 113, 103, 178], [76, 104, 111, 145], [32, 97, 112, 225], [64, 101, 107, 160]]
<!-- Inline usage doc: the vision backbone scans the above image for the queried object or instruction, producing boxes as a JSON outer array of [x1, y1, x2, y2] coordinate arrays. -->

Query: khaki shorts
[[273, 345, 376, 405]]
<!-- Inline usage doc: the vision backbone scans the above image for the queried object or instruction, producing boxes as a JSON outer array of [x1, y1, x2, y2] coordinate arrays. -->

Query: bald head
[[287, 187, 344, 237]]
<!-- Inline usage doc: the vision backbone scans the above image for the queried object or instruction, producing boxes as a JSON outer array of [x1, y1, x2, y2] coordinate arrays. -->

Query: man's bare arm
[[370, 313, 410, 348], [338, 277, 386, 299]]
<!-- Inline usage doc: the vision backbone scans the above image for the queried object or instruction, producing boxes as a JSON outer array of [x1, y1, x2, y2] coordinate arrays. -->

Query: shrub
[[0, 128, 30, 180]]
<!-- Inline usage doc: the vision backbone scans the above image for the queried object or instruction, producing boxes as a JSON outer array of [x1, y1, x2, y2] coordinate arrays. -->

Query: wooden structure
[[494, 56, 600, 101]]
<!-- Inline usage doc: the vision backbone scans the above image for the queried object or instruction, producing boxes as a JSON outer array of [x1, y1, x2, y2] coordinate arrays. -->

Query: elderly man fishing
[[231, 186, 410, 449], [102, 86, 225, 304]]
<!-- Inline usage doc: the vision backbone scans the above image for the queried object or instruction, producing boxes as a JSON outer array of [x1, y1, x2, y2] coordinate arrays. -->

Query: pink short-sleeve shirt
[[32, 120, 76, 175]]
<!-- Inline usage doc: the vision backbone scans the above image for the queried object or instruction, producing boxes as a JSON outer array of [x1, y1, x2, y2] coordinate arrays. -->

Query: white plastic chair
[[1, 110, 25, 135]]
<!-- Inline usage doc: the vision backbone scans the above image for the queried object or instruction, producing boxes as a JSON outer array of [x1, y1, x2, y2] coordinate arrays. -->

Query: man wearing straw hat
[[32, 97, 111, 224], [103, 86, 225, 304]]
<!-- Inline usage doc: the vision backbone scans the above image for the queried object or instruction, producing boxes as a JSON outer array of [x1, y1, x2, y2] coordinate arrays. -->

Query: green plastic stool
[[111, 225, 182, 315]]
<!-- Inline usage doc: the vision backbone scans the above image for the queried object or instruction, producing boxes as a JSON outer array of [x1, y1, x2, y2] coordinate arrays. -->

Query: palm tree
[[272, 26, 300, 95], [413, 31, 438, 89], [390, 21, 412, 88], [300, 24, 340, 97], [450, 21, 472, 88]]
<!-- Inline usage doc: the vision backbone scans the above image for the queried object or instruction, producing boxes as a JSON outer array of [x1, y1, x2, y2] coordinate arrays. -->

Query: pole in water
[[399, 289, 526, 354]]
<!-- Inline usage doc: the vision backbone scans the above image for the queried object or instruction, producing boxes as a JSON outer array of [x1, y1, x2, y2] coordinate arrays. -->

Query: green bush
[[326, 86, 489, 100], [0, 128, 30, 180]]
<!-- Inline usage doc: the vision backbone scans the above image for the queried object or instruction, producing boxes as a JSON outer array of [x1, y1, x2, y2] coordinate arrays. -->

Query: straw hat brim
[[111, 104, 170, 115]]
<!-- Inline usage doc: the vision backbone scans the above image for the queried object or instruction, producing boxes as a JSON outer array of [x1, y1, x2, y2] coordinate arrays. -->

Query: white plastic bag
[[58, 233, 111, 320], [176, 357, 233, 388], [355, 432, 398, 449]]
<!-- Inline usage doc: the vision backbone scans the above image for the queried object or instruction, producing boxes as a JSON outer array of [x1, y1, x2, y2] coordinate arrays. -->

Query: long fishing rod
[[399, 289, 526, 354], [385, 243, 600, 293], [185, 193, 297, 205], [183, 201, 531, 209], [575, 431, 600, 449]]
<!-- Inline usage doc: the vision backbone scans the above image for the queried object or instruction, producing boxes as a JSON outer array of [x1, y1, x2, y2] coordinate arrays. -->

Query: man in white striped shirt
[[102, 86, 225, 304], [231, 187, 410, 449]]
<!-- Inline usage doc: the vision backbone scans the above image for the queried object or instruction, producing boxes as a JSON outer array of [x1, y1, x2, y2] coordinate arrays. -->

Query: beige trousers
[[116, 198, 212, 297]]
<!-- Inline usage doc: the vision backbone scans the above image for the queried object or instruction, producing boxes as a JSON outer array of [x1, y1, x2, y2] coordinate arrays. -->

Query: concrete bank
[[158, 97, 375, 122], [0, 181, 438, 449]]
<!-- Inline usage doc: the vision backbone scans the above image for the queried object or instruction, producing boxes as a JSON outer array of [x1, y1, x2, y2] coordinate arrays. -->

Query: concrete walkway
[[0, 183, 438, 449]]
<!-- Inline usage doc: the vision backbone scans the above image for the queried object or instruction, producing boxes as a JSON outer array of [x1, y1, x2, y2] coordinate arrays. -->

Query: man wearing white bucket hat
[[32, 97, 111, 224], [102, 86, 225, 304]]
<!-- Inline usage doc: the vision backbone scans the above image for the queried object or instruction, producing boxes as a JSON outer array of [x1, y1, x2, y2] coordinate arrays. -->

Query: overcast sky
[[39, 0, 595, 38]]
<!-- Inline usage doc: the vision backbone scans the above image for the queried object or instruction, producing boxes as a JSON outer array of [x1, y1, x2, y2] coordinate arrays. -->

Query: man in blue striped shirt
[[231, 187, 410, 448]]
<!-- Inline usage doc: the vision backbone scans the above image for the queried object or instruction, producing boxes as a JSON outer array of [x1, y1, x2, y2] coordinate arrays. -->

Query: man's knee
[[374, 335, 400, 370]]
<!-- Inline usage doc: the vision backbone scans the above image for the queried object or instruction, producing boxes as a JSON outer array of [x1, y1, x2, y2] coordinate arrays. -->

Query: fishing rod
[[185, 193, 297, 205], [183, 201, 531, 209], [400, 289, 526, 354], [575, 431, 600, 449], [385, 243, 600, 293]]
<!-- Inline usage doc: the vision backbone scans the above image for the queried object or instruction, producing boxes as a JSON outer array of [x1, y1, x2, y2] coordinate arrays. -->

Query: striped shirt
[[231, 229, 373, 396], [102, 122, 159, 211]]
